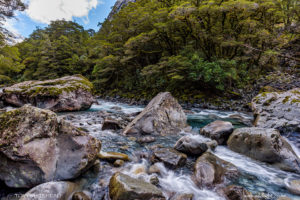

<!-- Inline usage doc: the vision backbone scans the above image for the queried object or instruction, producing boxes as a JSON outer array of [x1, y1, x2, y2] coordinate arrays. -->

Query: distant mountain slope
[[107, 0, 136, 20]]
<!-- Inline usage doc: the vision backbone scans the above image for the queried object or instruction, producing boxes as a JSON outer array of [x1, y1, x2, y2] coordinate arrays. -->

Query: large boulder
[[193, 152, 239, 187], [227, 127, 300, 173], [252, 88, 300, 132], [0, 105, 101, 188], [174, 135, 217, 156], [200, 120, 234, 145], [20, 181, 78, 200], [109, 172, 165, 200], [2, 75, 95, 112], [151, 147, 187, 169], [123, 92, 188, 136]]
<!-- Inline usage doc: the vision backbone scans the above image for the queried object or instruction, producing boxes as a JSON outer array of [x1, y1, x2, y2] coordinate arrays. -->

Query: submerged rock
[[151, 147, 187, 169], [0, 105, 101, 188], [200, 120, 234, 145], [20, 181, 78, 200], [137, 136, 156, 144], [2, 75, 95, 112], [252, 88, 300, 132], [193, 152, 239, 187], [227, 127, 300, 173], [174, 135, 217, 156], [123, 92, 188, 136], [222, 185, 256, 200], [109, 172, 165, 200]]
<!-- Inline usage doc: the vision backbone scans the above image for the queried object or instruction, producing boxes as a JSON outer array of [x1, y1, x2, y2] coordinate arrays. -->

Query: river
[[1, 99, 300, 199]]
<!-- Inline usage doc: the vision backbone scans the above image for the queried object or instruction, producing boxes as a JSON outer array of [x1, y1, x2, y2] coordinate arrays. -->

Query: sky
[[4, 0, 116, 40]]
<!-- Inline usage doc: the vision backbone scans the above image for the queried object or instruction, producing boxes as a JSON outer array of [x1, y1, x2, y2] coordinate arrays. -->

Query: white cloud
[[26, 0, 100, 24], [3, 18, 24, 44]]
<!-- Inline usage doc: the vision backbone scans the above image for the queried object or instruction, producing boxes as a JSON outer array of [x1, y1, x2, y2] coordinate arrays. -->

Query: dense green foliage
[[0, 0, 299, 99]]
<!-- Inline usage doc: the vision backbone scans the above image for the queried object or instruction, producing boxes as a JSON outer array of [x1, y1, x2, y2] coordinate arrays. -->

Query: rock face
[[2, 75, 95, 112], [193, 152, 239, 187], [109, 172, 165, 200], [252, 88, 300, 132], [174, 135, 217, 156], [0, 105, 101, 188], [107, 0, 136, 20], [20, 181, 78, 200], [123, 92, 188, 136], [200, 120, 234, 145], [151, 147, 187, 169], [227, 127, 300, 173]]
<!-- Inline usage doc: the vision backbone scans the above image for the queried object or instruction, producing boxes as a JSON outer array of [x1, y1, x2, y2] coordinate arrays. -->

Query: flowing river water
[[1, 99, 300, 199]]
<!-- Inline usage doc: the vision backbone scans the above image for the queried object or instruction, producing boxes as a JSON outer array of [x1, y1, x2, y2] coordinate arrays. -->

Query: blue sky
[[5, 0, 116, 39]]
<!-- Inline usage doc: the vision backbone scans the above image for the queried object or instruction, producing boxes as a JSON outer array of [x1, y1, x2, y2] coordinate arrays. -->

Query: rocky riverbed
[[0, 77, 300, 200]]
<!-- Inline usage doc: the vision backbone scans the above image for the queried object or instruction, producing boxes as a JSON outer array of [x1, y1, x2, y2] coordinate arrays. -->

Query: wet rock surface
[[2, 75, 95, 112], [193, 152, 239, 187], [123, 92, 188, 136], [174, 135, 217, 156], [0, 105, 101, 188], [286, 180, 300, 195], [222, 185, 256, 200], [109, 172, 165, 200], [151, 147, 187, 169], [200, 120, 234, 145], [20, 181, 78, 200], [98, 151, 130, 162], [252, 88, 300, 133], [227, 127, 300, 173]]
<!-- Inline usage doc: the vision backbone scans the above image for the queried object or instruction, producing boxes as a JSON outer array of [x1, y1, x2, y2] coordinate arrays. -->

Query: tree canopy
[[0, 0, 299, 100]]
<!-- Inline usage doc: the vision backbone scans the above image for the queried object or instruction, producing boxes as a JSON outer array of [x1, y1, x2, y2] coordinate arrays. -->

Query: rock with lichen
[[2, 75, 95, 112], [252, 88, 300, 132], [0, 105, 101, 188]]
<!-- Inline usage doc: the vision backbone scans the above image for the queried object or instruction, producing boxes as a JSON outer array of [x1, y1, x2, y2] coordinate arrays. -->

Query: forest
[[0, 0, 299, 100]]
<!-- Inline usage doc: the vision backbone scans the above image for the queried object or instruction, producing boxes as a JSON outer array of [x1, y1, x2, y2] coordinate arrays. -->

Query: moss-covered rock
[[2, 75, 95, 112], [252, 88, 300, 132], [98, 151, 130, 162], [0, 105, 101, 188], [109, 172, 165, 200]]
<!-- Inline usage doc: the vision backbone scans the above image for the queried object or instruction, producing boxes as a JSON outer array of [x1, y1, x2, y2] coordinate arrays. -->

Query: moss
[[260, 92, 270, 98], [282, 96, 291, 104], [5, 75, 94, 97], [194, 93, 205, 99], [291, 90, 300, 95], [263, 96, 277, 106], [291, 99, 300, 104]]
